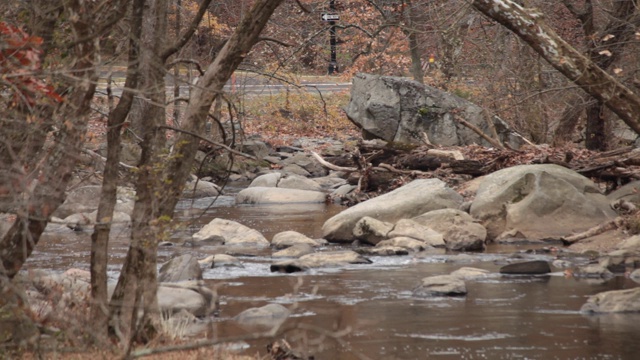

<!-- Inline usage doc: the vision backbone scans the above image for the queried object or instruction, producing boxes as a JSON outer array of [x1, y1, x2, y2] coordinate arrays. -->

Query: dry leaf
[[613, 68, 623, 75], [602, 34, 615, 41], [598, 50, 612, 57]]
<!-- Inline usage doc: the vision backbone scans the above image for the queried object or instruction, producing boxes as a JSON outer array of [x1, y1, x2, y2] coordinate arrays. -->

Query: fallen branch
[[560, 217, 625, 245], [453, 115, 505, 149], [310, 151, 358, 172], [83, 149, 137, 171]]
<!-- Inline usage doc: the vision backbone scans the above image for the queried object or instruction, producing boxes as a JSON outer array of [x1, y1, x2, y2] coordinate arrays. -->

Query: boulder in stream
[[271, 230, 320, 249], [470, 164, 616, 241], [322, 179, 463, 243], [581, 287, 640, 313], [234, 303, 290, 329], [159, 254, 203, 282], [236, 187, 327, 204], [499, 260, 551, 275], [270, 250, 372, 273], [412, 209, 486, 251], [191, 218, 269, 247], [413, 275, 467, 297]]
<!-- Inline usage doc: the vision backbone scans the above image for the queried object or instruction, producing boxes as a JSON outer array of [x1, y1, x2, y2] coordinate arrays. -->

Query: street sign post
[[322, 13, 340, 21]]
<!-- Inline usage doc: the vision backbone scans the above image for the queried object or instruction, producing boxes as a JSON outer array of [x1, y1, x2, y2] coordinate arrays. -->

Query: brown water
[[27, 195, 640, 359]]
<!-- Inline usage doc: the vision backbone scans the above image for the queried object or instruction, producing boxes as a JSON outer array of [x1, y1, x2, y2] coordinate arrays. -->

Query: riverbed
[[27, 193, 640, 359]]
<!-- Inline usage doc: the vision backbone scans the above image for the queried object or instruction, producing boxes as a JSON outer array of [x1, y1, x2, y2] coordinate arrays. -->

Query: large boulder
[[469, 164, 616, 240], [345, 73, 521, 147], [159, 254, 203, 282], [157, 281, 218, 317], [387, 219, 445, 247], [236, 187, 326, 204], [191, 218, 269, 246], [249, 173, 323, 192], [581, 287, 640, 313], [322, 179, 463, 243], [271, 231, 320, 249], [182, 179, 221, 198]]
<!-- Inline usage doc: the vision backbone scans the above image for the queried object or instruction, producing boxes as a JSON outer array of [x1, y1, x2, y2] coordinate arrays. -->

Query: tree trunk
[[157, 0, 286, 217], [90, 0, 145, 340], [471, 0, 640, 137]]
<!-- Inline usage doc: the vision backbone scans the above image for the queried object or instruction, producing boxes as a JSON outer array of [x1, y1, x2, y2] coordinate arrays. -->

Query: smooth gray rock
[[159, 254, 203, 282], [157, 280, 218, 317], [413, 275, 467, 297], [234, 304, 290, 328], [581, 287, 640, 313], [271, 230, 320, 249], [357, 246, 409, 256], [197, 254, 243, 268], [376, 237, 428, 252], [277, 174, 323, 192], [272, 244, 315, 258], [282, 153, 327, 177], [470, 164, 616, 240], [387, 219, 445, 247], [352, 217, 393, 245], [271, 250, 372, 273], [499, 260, 551, 275], [412, 209, 486, 251], [53, 185, 135, 219], [345, 73, 521, 147], [182, 180, 221, 198], [236, 187, 326, 204], [322, 179, 463, 243], [573, 264, 614, 278], [450, 267, 491, 280], [192, 218, 269, 246]]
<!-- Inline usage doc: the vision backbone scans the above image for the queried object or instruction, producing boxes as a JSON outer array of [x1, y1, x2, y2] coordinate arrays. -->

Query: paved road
[[95, 72, 351, 97]]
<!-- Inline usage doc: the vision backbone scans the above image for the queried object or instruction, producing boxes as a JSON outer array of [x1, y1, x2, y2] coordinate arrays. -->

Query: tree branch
[[161, 0, 214, 61]]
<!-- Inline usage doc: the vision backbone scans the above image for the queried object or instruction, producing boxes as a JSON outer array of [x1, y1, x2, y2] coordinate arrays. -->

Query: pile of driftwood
[[315, 140, 640, 202]]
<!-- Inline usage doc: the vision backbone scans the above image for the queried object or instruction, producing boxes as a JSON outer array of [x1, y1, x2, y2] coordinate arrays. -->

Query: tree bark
[[471, 0, 640, 137], [90, 0, 144, 340], [157, 0, 286, 217]]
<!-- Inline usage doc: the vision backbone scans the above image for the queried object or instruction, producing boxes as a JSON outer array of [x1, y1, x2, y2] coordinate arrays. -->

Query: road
[[96, 72, 351, 97]]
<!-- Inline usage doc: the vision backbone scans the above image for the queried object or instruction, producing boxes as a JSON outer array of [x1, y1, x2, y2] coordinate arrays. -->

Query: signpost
[[326, 0, 339, 74], [322, 14, 340, 21]]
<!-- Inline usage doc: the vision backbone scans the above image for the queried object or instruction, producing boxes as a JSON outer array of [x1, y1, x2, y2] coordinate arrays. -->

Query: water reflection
[[25, 198, 640, 359]]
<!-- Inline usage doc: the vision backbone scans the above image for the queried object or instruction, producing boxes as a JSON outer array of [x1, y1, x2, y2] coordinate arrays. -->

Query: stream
[[27, 191, 640, 359]]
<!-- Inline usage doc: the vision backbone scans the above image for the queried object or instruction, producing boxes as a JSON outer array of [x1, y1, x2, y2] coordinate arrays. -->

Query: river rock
[[280, 164, 310, 177], [630, 269, 640, 282], [249, 172, 281, 187], [573, 264, 614, 278], [322, 179, 463, 243], [271, 230, 320, 249], [413, 275, 467, 297], [157, 280, 218, 317], [469, 164, 616, 240], [376, 237, 428, 252], [62, 210, 131, 231], [598, 250, 640, 274], [282, 153, 327, 177], [236, 187, 326, 204], [53, 185, 135, 219], [412, 209, 486, 251], [581, 287, 640, 313], [345, 73, 521, 147], [159, 254, 203, 282], [182, 179, 221, 198], [357, 246, 410, 256], [277, 174, 323, 192], [615, 235, 640, 251], [387, 219, 445, 247], [606, 179, 640, 204], [450, 267, 491, 280], [272, 244, 315, 258], [234, 304, 290, 328], [192, 218, 269, 247], [198, 254, 243, 268], [352, 217, 393, 245], [270, 250, 372, 273], [499, 260, 551, 275]]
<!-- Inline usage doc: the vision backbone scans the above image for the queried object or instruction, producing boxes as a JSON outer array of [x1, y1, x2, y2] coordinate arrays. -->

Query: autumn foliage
[[0, 22, 62, 107]]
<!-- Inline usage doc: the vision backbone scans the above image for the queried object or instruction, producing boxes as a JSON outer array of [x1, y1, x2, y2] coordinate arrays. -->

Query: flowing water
[[27, 193, 640, 359]]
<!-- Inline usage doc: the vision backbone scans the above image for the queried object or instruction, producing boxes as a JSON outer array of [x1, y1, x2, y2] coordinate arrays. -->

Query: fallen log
[[560, 217, 625, 245]]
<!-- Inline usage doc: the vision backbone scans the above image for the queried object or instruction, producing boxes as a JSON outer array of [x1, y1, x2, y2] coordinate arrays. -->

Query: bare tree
[[471, 0, 640, 139]]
